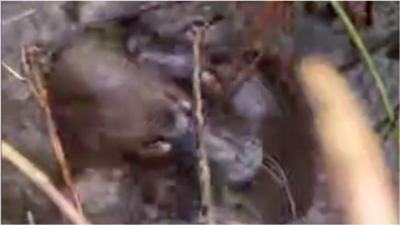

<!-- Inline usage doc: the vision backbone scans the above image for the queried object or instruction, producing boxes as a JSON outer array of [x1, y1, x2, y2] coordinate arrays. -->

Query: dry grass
[[20, 46, 85, 216], [2, 141, 91, 224]]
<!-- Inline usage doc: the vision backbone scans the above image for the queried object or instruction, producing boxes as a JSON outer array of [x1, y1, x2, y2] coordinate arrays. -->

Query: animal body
[[42, 35, 268, 223], [46, 37, 194, 172]]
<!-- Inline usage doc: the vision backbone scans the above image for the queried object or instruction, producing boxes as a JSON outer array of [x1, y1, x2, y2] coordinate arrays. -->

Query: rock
[[77, 2, 144, 24], [231, 76, 281, 125], [125, 33, 194, 80], [204, 116, 263, 187]]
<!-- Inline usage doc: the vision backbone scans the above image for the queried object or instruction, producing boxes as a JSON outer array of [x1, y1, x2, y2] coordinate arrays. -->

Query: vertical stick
[[191, 27, 215, 224]]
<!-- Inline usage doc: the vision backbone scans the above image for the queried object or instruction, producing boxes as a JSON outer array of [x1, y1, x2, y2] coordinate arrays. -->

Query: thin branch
[[1, 141, 91, 224], [330, 1, 395, 122], [3, 59, 45, 108], [227, 50, 264, 99], [2, 9, 36, 26], [2, 61, 26, 80], [21, 46, 84, 216], [191, 26, 215, 224], [20, 46, 47, 108]]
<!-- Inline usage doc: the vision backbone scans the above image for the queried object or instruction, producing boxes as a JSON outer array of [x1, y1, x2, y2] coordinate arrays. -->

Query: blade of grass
[[2, 62, 26, 80], [330, 1, 395, 122]]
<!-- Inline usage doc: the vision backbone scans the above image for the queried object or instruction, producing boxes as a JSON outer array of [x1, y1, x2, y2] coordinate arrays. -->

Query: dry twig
[[227, 50, 264, 98], [191, 26, 215, 224], [2, 9, 36, 26], [2, 61, 27, 80], [21, 46, 84, 216], [1, 141, 91, 224]]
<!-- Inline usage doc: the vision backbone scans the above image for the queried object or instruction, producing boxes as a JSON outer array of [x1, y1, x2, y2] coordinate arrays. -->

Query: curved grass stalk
[[330, 1, 395, 122]]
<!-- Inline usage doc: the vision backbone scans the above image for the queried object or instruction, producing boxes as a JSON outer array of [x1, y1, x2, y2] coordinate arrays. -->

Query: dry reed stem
[[191, 26, 215, 224], [2, 9, 36, 26], [2, 140, 91, 224], [298, 56, 397, 224], [21, 46, 84, 216], [2, 61, 27, 80]]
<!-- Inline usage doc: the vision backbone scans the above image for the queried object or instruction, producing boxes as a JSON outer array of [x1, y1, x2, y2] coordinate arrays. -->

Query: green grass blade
[[330, 1, 395, 122]]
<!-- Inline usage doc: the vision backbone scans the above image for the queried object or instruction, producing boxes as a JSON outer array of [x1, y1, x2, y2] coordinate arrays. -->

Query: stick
[[2, 62, 27, 80], [21, 46, 84, 216], [191, 26, 215, 224], [1, 141, 91, 224], [227, 50, 264, 99], [2, 9, 36, 26]]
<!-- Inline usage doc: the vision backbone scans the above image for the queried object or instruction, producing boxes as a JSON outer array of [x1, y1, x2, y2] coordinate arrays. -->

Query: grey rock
[[78, 2, 144, 24], [204, 122, 263, 186], [231, 76, 281, 125]]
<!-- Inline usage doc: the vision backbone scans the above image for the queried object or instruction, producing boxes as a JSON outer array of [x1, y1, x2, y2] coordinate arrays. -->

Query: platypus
[[44, 36, 265, 223], [46, 36, 264, 187], [46, 37, 194, 172]]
